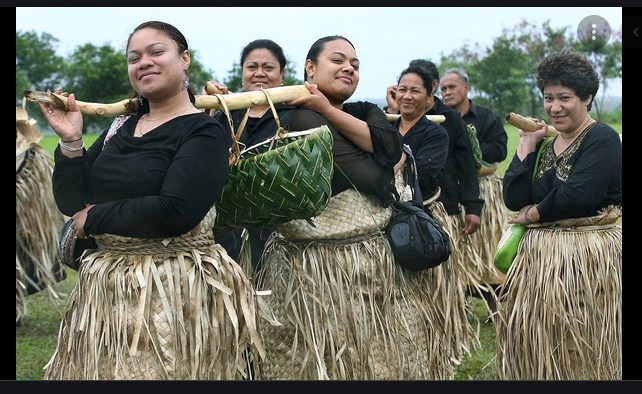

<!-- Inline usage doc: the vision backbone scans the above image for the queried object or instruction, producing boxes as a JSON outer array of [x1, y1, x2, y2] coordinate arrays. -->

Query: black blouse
[[214, 103, 295, 150], [503, 122, 622, 222], [52, 112, 232, 238], [427, 97, 483, 216], [394, 116, 449, 199], [279, 101, 403, 207]]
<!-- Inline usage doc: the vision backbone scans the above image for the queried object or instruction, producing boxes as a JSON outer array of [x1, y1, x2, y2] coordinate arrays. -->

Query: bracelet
[[525, 204, 537, 223], [61, 136, 83, 143], [58, 139, 84, 152]]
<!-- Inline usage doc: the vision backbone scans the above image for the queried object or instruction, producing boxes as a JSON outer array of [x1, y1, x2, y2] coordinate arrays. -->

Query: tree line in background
[[16, 19, 621, 134]]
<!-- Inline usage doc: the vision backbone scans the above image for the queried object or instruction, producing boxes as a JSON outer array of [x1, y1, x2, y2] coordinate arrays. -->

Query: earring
[[182, 73, 190, 90], [138, 94, 143, 106]]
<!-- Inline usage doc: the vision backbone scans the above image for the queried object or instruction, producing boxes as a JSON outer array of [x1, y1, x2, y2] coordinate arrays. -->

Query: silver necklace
[[136, 104, 194, 136]]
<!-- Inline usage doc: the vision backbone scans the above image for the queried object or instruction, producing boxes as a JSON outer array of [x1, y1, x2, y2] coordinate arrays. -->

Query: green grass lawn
[[16, 122, 622, 380]]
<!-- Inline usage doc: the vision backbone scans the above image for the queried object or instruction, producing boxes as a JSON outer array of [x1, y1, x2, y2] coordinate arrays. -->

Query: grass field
[[16, 122, 622, 380]]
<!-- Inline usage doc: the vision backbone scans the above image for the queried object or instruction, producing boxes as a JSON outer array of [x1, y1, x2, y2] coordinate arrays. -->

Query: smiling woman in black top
[[496, 50, 622, 380], [256, 35, 445, 380], [205, 39, 295, 273], [38, 21, 269, 380]]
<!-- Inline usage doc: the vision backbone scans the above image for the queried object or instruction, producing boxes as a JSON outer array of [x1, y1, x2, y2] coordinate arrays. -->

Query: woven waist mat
[[276, 173, 412, 241], [93, 206, 217, 254], [275, 189, 390, 241], [529, 205, 622, 229]]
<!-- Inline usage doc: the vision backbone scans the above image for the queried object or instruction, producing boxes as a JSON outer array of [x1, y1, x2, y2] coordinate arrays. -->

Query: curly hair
[[536, 51, 600, 111]]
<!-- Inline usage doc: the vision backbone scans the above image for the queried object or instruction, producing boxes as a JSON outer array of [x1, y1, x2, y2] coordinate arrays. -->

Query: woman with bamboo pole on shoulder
[[254, 35, 442, 380], [38, 20, 271, 380], [202, 39, 295, 276], [495, 50, 622, 380]]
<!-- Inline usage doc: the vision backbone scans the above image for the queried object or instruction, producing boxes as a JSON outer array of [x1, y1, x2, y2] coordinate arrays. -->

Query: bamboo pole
[[505, 112, 558, 137], [23, 90, 136, 117], [386, 113, 445, 124], [24, 85, 313, 117]]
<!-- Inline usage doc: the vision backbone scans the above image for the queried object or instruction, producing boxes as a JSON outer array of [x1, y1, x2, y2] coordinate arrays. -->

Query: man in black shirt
[[441, 68, 507, 165], [441, 67, 509, 313]]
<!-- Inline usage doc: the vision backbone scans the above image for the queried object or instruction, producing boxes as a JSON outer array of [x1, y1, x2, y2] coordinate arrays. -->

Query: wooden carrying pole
[[24, 85, 313, 117], [505, 112, 558, 137]]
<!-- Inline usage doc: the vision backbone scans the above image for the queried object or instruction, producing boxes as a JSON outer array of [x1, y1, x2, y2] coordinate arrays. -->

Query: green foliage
[[436, 18, 621, 124], [16, 30, 64, 99], [62, 43, 131, 133], [187, 48, 216, 95], [16, 30, 65, 127]]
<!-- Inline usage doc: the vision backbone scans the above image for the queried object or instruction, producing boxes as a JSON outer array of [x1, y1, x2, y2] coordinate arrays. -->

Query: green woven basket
[[214, 125, 334, 232]]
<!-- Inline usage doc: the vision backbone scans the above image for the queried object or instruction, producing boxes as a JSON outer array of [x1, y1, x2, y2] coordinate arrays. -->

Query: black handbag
[[387, 145, 451, 271]]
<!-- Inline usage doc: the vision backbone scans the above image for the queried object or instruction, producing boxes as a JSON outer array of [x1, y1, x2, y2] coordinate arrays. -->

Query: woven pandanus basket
[[215, 125, 334, 232]]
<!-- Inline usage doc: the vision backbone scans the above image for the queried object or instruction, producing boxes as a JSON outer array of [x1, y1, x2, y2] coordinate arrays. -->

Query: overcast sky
[[16, 7, 622, 101]]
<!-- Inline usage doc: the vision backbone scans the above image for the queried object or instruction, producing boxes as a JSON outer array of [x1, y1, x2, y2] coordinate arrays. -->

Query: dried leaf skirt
[[464, 174, 509, 287], [43, 207, 269, 380], [255, 188, 444, 380], [423, 202, 474, 367], [495, 208, 622, 380], [16, 146, 65, 323]]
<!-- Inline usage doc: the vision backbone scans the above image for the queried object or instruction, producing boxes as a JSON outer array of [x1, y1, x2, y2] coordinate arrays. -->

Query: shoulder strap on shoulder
[[532, 136, 553, 183]]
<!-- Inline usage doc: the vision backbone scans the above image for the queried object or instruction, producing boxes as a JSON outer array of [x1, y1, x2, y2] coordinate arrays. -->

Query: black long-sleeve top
[[427, 97, 483, 216], [280, 101, 403, 207], [462, 99, 508, 164], [53, 112, 232, 238], [503, 122, 621, 222], [214, 103, 295, 149], [394, 116, 449, 199]]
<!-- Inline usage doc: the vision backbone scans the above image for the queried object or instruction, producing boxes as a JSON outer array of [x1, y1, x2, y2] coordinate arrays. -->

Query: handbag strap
[[402, 144, 423, 205], [532, 136, 553, 183]]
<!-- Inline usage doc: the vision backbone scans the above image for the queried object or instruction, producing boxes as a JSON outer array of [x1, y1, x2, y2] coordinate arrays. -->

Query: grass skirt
[[43, 207, 274, 380], [465, 174, 509, 287], [255, 188, 443, 379], [425, 204, 475, 365], [16, 146, 65, 323], [494, 207, 622, 379]]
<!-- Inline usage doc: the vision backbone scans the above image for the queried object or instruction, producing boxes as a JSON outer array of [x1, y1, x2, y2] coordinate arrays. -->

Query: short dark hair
[[409, 59, 439, 93], [240, 39, 287, 72], [536, 50, 600, 111], [397, 65, 434, 96]]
